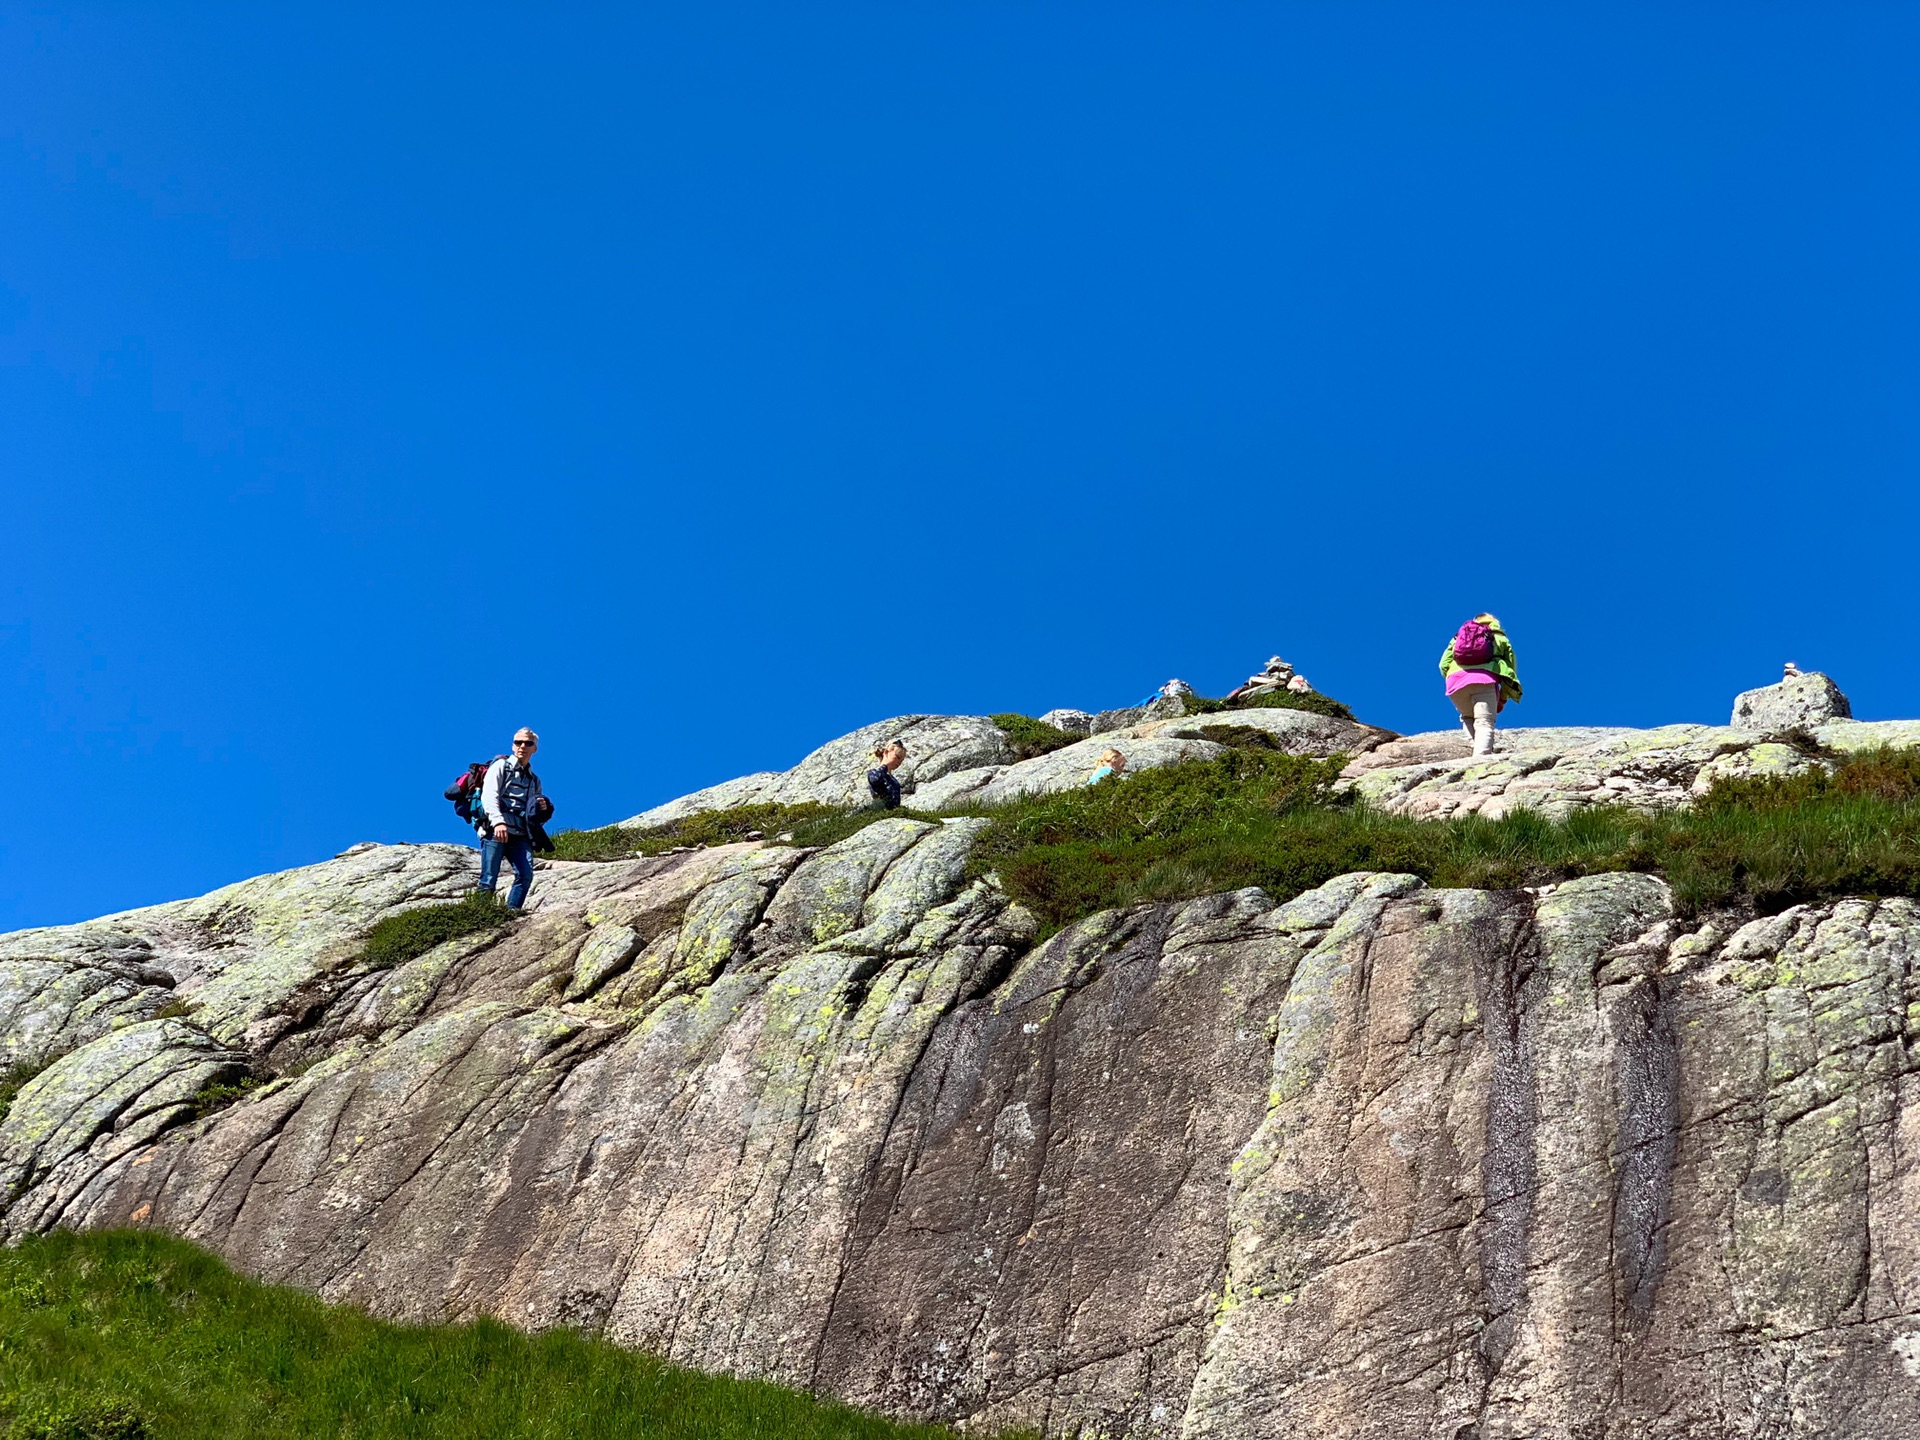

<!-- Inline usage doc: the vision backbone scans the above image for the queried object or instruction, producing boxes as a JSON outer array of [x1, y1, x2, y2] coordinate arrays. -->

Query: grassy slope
[[548, 724, 1920, 937], [0, 1231, 997, 1440], [974, 742, 1920, 932], [549, 801, 939, 864]]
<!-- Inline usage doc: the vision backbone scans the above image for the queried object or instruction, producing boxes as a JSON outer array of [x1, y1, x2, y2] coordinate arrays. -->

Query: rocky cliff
[[7, 682, 1920, 1439]]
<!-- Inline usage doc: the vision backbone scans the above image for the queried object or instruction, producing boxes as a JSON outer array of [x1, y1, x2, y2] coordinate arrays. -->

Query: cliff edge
[[5, 676, 1920, 1439]]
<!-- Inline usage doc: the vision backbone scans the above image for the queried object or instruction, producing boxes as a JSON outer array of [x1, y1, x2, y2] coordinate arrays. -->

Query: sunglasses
[[513, 739, 536, 747]]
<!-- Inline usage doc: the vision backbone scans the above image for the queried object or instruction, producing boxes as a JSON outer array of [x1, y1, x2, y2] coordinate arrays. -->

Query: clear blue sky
[[5, 5, 1916, 930]]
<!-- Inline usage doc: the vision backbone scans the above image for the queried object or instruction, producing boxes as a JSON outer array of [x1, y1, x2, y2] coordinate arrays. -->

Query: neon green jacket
[[1439, 615, 1523, 704]]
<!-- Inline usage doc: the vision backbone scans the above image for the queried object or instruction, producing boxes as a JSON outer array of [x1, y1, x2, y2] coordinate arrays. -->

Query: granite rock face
[[911, 704, 1393, 811], [0, 844, 477, 1063], [908, 734, 1229, 809], [620, 707, 1392, 828], [1037, 709, 1094, 736], [625, 714, 1016, 825], [1342, 717, 1920, 821], [1732, 671, 1853, 730], [10, 803, 1920, 1436]]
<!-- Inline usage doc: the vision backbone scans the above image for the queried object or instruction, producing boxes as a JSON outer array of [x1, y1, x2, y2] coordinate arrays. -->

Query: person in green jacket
[[1439, 614, 1522, 757]]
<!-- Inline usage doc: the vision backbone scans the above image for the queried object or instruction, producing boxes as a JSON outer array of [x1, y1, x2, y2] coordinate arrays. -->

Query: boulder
[[1037, 708, 1094, 736], [910, 735, 1227, 810], [1731, 671, 1852, 730], [627, 715, 1015, 826], [1090, 705, 1147, 734], [1090, 695, 1183, 735], [1340, 724, 1835, 820], [1151, 706, 1391, 759]]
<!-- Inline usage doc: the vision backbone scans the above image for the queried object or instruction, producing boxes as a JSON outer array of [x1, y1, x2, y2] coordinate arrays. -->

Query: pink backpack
[[1452, 619, 1495, 666]]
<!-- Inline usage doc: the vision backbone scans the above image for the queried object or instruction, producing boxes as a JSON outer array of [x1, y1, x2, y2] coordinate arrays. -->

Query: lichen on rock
[[9, 693, 1920, 1437]]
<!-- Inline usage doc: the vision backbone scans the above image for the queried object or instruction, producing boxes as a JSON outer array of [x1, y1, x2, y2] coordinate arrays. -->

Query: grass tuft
[[556, 744, 1920, 938], [551, 802, 943, 863], [1185, 724, 1292, 752], [971, 744, 1920, 933], [5, 1394, 149, 1439], [0, 1230, 1005, 1440], [360, 892, 512, 971], [187, 1078, 264, 1121], [988, 714, 1080, 761], [0, 1061, 50, 1125], [1181, 689, 1358, 722]]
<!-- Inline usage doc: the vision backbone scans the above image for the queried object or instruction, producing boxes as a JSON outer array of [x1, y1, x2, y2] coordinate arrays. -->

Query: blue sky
[[5, 5, 1916, 930]]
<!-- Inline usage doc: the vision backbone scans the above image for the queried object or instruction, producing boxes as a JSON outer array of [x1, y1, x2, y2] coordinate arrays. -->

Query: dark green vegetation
[[546, 731, 1920, 938], [0, 1230, 1007, 1440], [187, 1077, 263, 1121], [360, 892, 513, 970], [989, 713, 1080, 761], [968, 749, 1357, 929], [0, 1062, 48, 1125], [974, 744, 1920, 933], [1180, 724, 1298, 753], [1180, 687, 1358, 722], [550, 802, 940, 864]]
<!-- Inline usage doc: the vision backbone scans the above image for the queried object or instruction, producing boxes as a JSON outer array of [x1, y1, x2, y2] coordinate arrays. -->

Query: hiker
[[1088, 748, 1127, 785], [477, 727, 549, 909], [1439, 615, 1522, 757], [867, 739, 909, 809]]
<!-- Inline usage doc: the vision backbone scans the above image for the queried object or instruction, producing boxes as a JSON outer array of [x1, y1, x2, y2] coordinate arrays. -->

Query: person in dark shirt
[[478, 727, 547, 909], [866, 739, 909, 808]]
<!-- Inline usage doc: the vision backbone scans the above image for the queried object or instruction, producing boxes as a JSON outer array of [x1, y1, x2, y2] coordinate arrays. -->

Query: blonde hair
[[1099, 748, 1125, 765]]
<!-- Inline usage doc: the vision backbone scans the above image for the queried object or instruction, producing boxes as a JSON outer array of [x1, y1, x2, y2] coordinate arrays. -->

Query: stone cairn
[[1226, 656, 1313, 704]]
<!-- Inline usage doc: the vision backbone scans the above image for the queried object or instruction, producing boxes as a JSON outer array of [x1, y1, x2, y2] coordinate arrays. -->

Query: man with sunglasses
[[477, 727, 548, 909]]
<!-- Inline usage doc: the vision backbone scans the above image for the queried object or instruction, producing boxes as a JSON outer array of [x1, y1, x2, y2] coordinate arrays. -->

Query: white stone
[[1730, 672, 1851, 730]]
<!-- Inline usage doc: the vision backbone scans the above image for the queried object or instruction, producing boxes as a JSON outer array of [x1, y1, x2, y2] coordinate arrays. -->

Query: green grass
[[187, 1078, 263, 1121], [550, 803, 943, 864], [988, 714, 1080, 761], [1179, 723, 1300, 752], [360, 892, 513, 971], [0, 1230, 1009, 1440], [969, 744, 1920, 934], [0, 1062, 49, 1125], [537, 743, 1920, 939], [1180, 688, 1358, 722]]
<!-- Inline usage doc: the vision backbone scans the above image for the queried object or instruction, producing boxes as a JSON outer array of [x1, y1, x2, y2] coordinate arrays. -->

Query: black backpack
[[443, 759, 497, 825], [445, 757, 556, 833]]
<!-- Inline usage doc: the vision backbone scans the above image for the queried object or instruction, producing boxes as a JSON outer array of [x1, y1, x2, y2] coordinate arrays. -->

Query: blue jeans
[[479, 834, 534, 909]]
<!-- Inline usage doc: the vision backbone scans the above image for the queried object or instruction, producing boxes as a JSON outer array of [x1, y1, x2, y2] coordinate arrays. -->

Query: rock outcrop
[[627, 715, 1018, 825], [1732, 671, 1853, 730], [9, 698, 1920, 1438], [629, 706, 1392, 822], [1037, 709, 1094, 736], [1343, 717, 1920, 821]]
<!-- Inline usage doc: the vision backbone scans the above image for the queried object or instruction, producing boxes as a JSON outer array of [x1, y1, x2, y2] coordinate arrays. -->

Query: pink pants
[[1450, 683, 1500, 757]]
